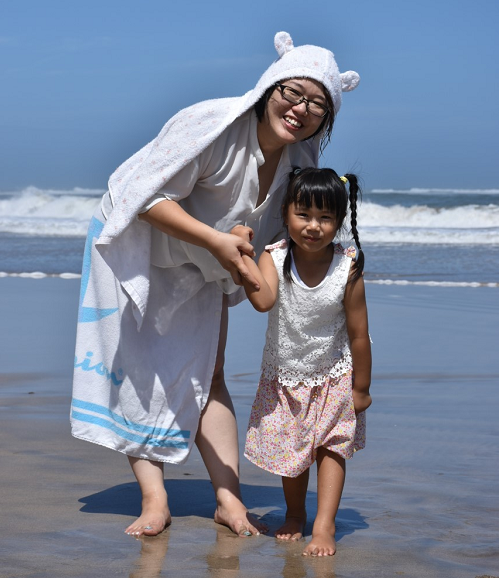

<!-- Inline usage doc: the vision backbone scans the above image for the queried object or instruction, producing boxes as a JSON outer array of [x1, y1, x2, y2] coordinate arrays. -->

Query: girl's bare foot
[[302, 527, 336, 556], [125, 490, 171, 537], [214, 501, 268, 537], [275, 515, 306, 541]]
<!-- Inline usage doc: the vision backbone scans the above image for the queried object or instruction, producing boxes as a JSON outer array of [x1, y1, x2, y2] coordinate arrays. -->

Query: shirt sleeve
[[139, 151, 205, 213], [139, 194, 174, 214]]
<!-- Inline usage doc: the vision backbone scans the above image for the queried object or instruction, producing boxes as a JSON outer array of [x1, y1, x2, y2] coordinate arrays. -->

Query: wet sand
[[0, 278, 498, 578]]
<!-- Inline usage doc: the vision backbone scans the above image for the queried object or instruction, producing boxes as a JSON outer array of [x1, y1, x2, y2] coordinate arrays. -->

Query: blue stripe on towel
[[72, 398, 190, 440], [71, 410, 189, 449], [79, 216, 118, 323]]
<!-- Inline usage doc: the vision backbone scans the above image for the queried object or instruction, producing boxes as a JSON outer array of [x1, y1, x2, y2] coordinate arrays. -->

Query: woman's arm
[[140, 200, 260, 290], [344, 271, 372, 414]]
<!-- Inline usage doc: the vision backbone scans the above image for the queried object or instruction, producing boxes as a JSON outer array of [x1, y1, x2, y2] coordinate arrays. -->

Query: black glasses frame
[[275, 83, 330, 118]]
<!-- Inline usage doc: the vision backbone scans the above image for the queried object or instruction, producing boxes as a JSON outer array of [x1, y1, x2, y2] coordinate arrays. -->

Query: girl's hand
[[352, 389, 372, 415], [230, 225, 254, 242], [208, 231, 259, 290]]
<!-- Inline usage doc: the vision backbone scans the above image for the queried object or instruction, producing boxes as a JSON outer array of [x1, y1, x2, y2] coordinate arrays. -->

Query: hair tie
[[293, 168, 302, 175], [340, 176, 348, 183]]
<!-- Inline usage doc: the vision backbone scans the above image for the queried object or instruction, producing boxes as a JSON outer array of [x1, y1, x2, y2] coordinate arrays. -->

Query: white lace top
[[261, 239, 356, 388]]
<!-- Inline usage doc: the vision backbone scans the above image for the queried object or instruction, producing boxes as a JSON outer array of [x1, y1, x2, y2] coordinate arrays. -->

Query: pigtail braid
[[283, 237, 294, 283], [344, 173, 365, 285]]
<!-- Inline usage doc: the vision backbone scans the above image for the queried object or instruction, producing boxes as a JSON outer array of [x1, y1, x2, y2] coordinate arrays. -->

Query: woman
[[71, 31, 360, 538]]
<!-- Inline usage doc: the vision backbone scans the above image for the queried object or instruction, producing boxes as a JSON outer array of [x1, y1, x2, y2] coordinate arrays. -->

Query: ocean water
[[0, 186, 498, 286]]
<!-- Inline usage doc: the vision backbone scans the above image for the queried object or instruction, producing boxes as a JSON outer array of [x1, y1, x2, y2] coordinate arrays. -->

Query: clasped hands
[[209, 225, 259, 290]]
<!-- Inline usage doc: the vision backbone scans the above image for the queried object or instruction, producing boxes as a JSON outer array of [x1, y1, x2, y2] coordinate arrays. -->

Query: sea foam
[[1, 271, 496, 288], [1, 187, 499, 244], [0, 187, 103, 236], [371, 188, 499, 195]]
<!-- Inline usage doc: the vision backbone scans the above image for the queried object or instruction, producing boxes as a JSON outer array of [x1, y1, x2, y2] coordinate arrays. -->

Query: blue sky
[[1, 0, 498, 190]]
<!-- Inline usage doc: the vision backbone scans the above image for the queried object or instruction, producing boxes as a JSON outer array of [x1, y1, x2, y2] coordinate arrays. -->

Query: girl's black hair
[[281, 167, 364, 285], [254, 82, 335, 154]]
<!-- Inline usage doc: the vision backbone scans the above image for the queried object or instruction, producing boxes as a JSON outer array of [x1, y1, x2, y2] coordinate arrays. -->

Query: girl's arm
[[140, 201, 260, 290], [230, 227, 278, 312], [241, 250, 279, 312], [344, 270, 372, 415]]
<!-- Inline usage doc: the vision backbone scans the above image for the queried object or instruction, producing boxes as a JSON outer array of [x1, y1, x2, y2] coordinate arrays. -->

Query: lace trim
[[262, 351, 353, 388]]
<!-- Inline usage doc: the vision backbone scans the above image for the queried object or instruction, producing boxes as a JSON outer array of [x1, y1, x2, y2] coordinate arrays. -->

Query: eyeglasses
[[275, 83, 330, 118]]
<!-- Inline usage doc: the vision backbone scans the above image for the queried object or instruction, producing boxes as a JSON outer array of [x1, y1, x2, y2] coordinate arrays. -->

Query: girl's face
[[285, 200, 337, 256], [257, 78, 327, 152]]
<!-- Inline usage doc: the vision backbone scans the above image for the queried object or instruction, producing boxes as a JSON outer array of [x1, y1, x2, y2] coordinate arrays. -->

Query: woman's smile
[[283, 115, 303, 130]]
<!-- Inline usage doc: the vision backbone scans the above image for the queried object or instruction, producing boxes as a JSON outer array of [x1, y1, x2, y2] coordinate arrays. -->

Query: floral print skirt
[[244, 371, 366, 477]]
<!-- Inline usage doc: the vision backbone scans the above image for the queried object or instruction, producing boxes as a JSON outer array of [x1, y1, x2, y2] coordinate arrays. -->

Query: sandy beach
[[0, 277, 498, 578]]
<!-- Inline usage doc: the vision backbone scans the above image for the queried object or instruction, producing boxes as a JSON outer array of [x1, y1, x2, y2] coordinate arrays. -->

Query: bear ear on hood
[[340, 70, 360, 92], [274, 31, 294, 57]]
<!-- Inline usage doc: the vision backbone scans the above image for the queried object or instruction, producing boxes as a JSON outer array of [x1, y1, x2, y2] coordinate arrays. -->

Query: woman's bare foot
[[302, 526, 336, 556], [275, 515, 306, 541], [125, 490, 171, 537], [214, 501, 268, 537]]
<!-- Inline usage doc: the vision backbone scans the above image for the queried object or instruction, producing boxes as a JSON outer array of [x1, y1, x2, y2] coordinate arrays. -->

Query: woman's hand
[[208, 231, 260, 290]]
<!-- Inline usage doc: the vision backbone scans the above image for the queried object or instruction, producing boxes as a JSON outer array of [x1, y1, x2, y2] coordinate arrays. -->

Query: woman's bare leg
[[125, 457, 171, 537], [275, 468, 309, 540], [195, 295, 267, 536], [303, 448, 345, 556]]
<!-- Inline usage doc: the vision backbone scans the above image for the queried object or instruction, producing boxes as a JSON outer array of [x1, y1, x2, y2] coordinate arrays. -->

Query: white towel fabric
[[70, 31, 360, 463], [72, 209, 221, 463]]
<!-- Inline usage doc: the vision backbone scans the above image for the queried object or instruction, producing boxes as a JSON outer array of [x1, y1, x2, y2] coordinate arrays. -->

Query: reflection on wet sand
[[206, 531, 242, 575], [278, 542, 338, 578], [127, 524, 339, 578], [129, 532, 170, 578]]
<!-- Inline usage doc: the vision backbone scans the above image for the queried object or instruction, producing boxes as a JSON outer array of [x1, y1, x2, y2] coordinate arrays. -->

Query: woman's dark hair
[[281, 167, 364, 285], [254, 81, 335, 154]]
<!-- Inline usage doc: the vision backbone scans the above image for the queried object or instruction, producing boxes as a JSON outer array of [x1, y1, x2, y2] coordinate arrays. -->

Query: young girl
[[233, 167, 372, 556]]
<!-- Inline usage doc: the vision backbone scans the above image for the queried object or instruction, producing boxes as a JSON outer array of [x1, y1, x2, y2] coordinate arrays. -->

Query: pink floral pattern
[[245, 371, 366, 478]]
